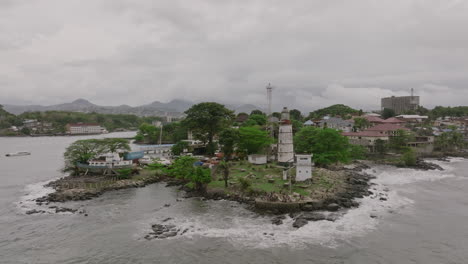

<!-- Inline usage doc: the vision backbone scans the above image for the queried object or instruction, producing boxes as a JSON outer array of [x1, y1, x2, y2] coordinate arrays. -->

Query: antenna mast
[[266, 83, 273, 116]]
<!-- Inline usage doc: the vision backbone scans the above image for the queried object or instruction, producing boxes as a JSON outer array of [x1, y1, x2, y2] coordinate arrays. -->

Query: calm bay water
[[1, 133, 468, 263]]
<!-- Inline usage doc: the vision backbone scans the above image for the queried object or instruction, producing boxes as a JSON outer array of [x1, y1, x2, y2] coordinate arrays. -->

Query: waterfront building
[[343, 123, 410, 151], [86, 153, 133, 168], [277, 107, 294, 163], [295, 154, 313, 182], [66, 123, 106, 134]]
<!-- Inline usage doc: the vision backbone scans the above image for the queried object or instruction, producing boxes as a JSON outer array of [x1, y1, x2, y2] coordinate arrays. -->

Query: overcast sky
[[1, 0, 467, 112]]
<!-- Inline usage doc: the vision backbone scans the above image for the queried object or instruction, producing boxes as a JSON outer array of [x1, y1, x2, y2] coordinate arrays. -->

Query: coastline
[[30, 156, 463, 230]]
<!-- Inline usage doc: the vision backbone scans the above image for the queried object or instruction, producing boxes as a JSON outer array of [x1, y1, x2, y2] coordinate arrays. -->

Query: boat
[[5, 151, 31, 157]]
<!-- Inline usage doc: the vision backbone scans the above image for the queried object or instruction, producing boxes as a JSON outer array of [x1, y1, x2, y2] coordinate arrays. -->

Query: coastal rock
[[327, 203, 340, 211], [300, 212, 327, 221], [146, 223, 184, 240], [292, 218, 308, 228], [55, 207, 78, 213], [26, 209, 46, 215], [271, 215, 286, 225]]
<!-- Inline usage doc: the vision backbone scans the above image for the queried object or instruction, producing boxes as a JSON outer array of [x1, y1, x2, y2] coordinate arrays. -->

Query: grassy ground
[[208, 161, 347, 201]]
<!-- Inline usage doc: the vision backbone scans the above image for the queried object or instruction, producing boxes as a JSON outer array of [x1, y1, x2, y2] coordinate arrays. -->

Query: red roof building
[[382, 117, 406, 124], [364, 115, 385, 124]]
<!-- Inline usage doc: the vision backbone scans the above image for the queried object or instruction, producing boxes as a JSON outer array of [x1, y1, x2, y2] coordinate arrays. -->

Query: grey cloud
[[1, 0, 467, 111]]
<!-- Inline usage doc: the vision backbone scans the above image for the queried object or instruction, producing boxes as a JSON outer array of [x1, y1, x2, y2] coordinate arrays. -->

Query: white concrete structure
[[295, 154, 313, 181], [277, 107, 294, 163], [248, 154, 267, 165], [138, 144, 174, 158], [66, 123, 105, 134], [88, 153, 132, 168]]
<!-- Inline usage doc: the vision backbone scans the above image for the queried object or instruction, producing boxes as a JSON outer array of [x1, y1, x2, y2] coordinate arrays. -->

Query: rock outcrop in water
[[145, 224, 189, 240], [36, 175, 161, 203]]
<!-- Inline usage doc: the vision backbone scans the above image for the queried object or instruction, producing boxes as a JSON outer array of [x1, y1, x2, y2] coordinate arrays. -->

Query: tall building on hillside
[[381, 89, 420, 114], [277, 107, 294, 163]]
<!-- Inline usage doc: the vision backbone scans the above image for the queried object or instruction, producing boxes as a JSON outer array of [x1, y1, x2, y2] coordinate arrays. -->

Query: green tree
[[64, 139, 106, 171], [171, 141, 189, 156], [307, 104, 358, 119], [353, 117, 370, 131], [272, 112, 281, 119], [250, 109, 265, 116], [389, 129, 414, 152], [135, 123, 157, 143], [192, 167, 212, 192], [289, 109, 302, 121], [382, 108, 396, 119], [291, 119, 303, 134], [20, 127, 31, 135], [435, 131, 466, 151], [218, 161, 230, 188], [168, 156, 197, 179], [218, 128, 239, 160], [294, 127, 351, 166], [401, 148, 417, 166], [349, 145, 367, 160], [246, 114, 267, 126], [374, 139, 387, 155], [183, 102, 234, 155], [102, 138, 130, 153], [238, 126, 272, 155]]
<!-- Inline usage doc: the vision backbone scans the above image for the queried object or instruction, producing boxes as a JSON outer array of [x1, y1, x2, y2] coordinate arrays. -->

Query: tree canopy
[[388, 129, 414, 152], [135, 122, 187, 144], [307, 104, 358, 119], [64, 138, 130, 169], [382, 108, 396, 119], [294, 127, 352, 166], [238, 126, 272, 155], [289, 109, 302, 121], [435, 131, 466, 152], [218, 128, 240, 160], [183, 102, 234, 154]]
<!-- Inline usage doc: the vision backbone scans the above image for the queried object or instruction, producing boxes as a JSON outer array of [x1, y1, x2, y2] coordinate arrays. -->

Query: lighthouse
[[277, 107, 294, 163]]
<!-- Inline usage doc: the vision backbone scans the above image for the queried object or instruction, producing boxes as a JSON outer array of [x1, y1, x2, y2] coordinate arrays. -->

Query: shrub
[[402, 148, 417, 166], [116, 168, 132, 179], [238, 177, 252, 191]]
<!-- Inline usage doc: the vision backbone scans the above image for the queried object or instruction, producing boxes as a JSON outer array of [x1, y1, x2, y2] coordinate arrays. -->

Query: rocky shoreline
[[35, 174, 162, 205]]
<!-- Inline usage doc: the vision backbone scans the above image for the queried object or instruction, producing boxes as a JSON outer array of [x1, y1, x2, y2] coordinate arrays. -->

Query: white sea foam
[[16, 179, 56, 213]]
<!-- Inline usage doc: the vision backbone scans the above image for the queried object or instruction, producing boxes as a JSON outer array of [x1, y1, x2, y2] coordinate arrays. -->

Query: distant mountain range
[[2, 99, 262, 117]]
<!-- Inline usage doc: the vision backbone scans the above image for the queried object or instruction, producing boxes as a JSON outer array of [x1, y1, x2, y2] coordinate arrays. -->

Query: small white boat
[[5, 151, 31, 157]]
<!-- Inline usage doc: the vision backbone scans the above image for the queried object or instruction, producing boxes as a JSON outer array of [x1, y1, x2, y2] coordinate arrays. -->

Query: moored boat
[[5, 151, 31, 157]]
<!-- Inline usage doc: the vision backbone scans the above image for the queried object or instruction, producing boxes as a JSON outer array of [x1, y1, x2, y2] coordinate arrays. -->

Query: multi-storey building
[[66, 123, 105, 134], [381, 95, 420, 114]]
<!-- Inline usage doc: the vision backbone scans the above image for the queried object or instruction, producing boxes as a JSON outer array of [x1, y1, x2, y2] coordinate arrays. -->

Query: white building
[[277, 107, 294, 163], [138, 144, 174, 158], [88, 153, 132, 168], [66, 123, 106, 134], [295, 154, 313, 181], [248, 154, 267, 165]]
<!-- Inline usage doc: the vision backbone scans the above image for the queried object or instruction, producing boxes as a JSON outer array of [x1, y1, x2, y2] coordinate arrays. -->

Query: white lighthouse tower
[[277, 107, 294, 163]]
